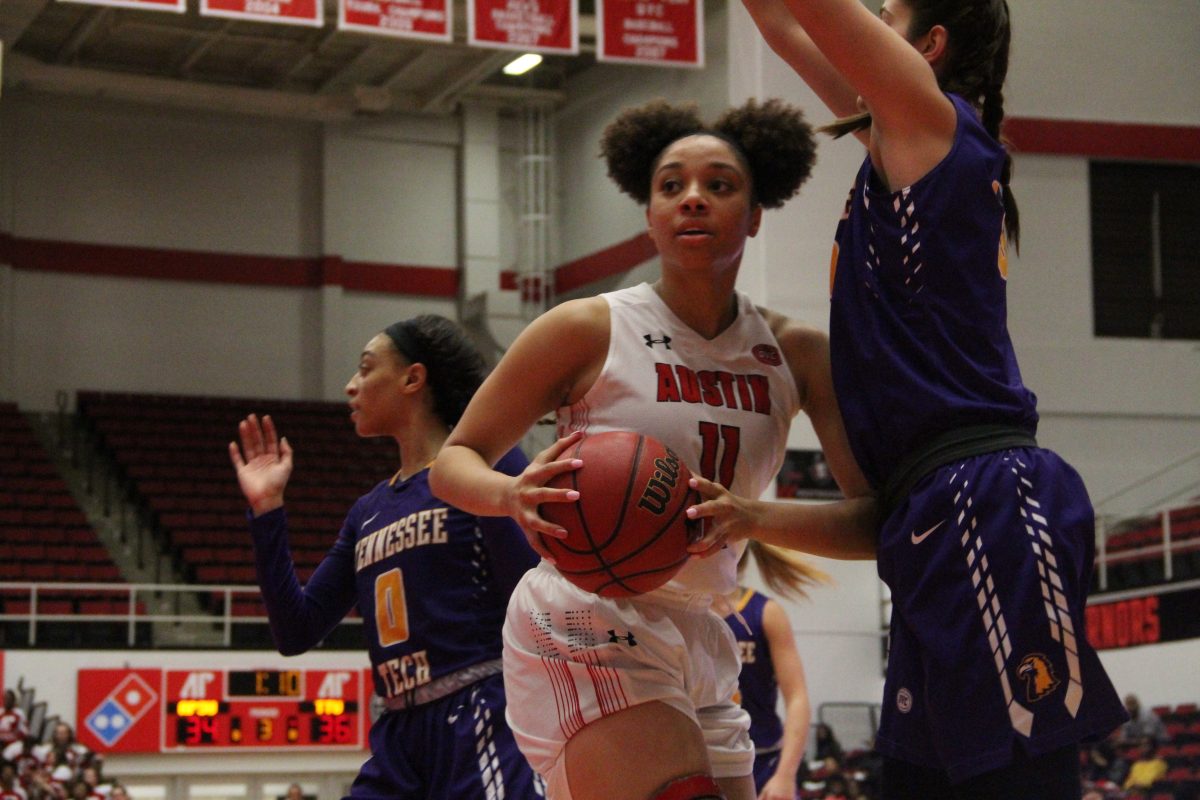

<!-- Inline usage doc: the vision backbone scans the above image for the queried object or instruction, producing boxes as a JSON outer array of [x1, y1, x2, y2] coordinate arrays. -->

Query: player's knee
[[650, 774, 725, 800]]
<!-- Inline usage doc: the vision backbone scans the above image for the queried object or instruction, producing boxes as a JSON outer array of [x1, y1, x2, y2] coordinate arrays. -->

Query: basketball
[[539, 430, 698, 598]]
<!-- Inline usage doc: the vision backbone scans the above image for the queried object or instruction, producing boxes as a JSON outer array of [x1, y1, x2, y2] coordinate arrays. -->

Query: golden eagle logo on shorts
[[1016, 654, 1060, 702]]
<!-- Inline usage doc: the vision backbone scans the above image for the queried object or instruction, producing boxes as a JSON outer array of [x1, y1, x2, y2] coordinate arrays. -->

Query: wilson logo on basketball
[[637, 449, 682, 515], [752, 344, 782, 366]]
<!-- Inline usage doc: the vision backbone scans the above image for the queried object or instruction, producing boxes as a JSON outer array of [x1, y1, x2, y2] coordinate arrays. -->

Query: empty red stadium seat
[[78, 391, 391, 601]]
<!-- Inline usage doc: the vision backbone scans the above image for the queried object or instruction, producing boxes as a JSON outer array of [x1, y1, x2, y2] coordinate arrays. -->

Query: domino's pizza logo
[[85, 674, 158, 747]]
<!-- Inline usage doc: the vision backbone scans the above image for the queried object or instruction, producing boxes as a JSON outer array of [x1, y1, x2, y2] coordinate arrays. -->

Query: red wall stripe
[[1005, 117, 1200, 162], [341, 260, 459, 297], [3, 118, 1196, 299], [5, 236, 322, 287], [500, 232, 658, 296], [2, 235, 459, 298], [554, 232, 658, 295]]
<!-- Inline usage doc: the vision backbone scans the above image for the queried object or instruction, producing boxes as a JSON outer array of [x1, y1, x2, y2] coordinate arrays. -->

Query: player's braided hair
[[384, 315, 487, 428], [912, 0, 1019, 249], [821, 0, 1020, 248], [600, 98, 816, 210]]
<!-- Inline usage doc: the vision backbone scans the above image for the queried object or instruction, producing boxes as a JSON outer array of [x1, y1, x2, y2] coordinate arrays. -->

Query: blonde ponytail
[[742, 540, 829, 600]]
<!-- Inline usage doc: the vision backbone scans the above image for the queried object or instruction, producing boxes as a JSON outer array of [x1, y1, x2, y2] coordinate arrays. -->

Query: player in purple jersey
[[688, 0, 1128, 797], [433, 100, 874, 800], [723, 543, 817, 800], [229, 314, 544, 800]]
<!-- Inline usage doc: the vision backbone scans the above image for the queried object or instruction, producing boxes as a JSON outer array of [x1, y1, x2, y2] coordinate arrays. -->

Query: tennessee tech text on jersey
[[249, 447, 536, 704]]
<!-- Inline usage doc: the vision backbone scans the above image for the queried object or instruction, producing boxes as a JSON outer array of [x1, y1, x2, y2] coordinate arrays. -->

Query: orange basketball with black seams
[[539, 430, 699, 597]]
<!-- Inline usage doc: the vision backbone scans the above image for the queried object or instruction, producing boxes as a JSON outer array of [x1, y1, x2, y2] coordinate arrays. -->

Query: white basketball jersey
[[557, 282, 800, 596]]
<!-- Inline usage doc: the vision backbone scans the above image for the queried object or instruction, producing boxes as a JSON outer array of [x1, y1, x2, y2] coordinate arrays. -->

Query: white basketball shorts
[[501, 562, 753, 790]]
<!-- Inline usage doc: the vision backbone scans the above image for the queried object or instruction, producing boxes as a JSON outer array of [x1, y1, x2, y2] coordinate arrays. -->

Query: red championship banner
[[57, 0, 185, 13], [597, 0, 703, 67], [201, 0, 323, 27], [468, 0, 578, 54], [338, 0, 452, 42], [77, 669, 163, 754]]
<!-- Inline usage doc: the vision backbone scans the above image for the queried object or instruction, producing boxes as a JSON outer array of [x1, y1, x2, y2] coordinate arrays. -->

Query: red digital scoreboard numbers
[[164, 669, 364, 751]]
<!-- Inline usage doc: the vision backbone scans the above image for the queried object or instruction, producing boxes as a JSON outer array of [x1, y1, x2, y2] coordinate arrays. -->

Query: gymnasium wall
[[0, 93, 466, 409]]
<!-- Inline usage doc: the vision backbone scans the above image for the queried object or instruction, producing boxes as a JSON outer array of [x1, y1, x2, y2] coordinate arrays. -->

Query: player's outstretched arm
[[229, 413, 292, 517], [431, 298, 607, 555], [686, 477, 877, 560], [740, 0, 861, 126], [757, 0, 956, 187]]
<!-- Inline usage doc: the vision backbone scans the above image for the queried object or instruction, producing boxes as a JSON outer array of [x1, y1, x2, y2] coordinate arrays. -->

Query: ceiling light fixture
[[502, 53, 543, 76]]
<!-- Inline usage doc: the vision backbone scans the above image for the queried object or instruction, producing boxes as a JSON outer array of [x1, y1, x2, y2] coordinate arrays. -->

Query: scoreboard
[[78, 668, 368, 754]]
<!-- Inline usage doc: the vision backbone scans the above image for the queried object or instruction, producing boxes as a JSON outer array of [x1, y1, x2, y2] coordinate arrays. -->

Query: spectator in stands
[[2, 735, 39, 784], [106, 787, 128, 800], [814, 722, 845, 764], [66, 778, 101, 800], [0, 693, 27, 749], [25, 754, 69, 800], [1118, 693, 1169, 746], [1122, 738, 1168, 792], [823, 772, 852, 800], [1081, 729, 1128, 788], [1, 760, 27, 800], [229, 315, 543, 799], [77, 767, 108, 799], [32, 724, 89, 775], [283, 785, 302, 800]]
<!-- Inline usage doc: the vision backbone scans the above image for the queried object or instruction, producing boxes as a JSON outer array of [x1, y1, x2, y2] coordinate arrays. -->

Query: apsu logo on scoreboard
[[77, 670, 162, 753]]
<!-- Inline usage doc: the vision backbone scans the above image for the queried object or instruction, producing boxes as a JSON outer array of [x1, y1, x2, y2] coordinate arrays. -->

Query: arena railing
[[0, 580, 361, 648]]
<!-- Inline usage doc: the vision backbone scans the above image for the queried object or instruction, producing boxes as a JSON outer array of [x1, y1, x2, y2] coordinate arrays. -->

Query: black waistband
[[880, 424, 1038, 518]]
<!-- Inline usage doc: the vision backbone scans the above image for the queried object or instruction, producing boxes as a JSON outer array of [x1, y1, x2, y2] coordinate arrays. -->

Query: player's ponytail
[[742, 540, 828, 600], [385, 315, 488, 428], [987, 85, 1021, 252], [816, 110, 872, 140], [909, 0, 1021, 249]]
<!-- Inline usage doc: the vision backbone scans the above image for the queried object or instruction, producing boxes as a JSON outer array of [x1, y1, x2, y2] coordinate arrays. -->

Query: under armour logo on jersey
[[608, 629, 637, 646], [644, 334, 672, 349]]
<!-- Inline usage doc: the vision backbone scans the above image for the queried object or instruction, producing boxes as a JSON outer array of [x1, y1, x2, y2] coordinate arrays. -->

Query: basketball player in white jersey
[[431, 99, 876, 800]]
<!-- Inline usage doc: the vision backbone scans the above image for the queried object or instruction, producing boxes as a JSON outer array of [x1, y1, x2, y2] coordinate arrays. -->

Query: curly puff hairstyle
[[600, 98, 816, 209]]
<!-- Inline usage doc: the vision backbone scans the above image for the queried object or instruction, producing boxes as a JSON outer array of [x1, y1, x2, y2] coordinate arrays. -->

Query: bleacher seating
[[1116, 703, 1200, 800], [0, 401, 139, 645], [1097, 503, 1200, 591], [76, 391, 394, 620]]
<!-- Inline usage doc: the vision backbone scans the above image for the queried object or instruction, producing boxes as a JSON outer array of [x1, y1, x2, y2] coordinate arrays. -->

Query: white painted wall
[[7, 96, 323, 257], [0, 92, 464, 409]]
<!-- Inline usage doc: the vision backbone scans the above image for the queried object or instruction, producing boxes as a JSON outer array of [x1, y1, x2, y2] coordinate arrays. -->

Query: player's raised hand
[[685, 474, 759, 558], [229, 413, 293, 517], [504, 430, 583, 561]]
